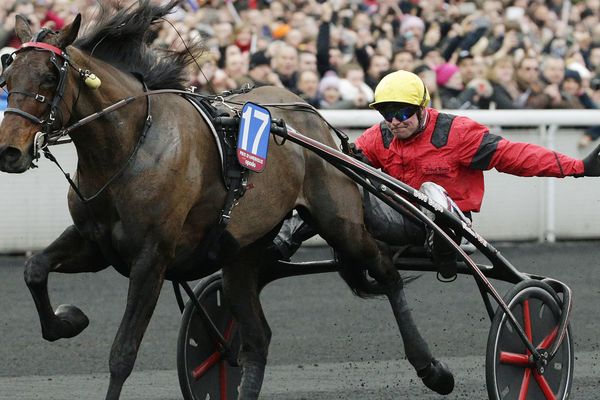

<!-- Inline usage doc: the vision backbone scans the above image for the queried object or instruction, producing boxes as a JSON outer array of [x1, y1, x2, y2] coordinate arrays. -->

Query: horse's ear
[[57, 14, 81, 49], [15, 14, 32, 44]]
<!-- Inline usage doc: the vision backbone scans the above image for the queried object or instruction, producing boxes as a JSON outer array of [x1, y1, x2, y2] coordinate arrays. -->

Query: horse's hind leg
[[24, 225, 109, 341], [358, 243, 454, 395], [311, 206, 454, 395], [221, 245, 272, 400], [386, 278, 455, 394]]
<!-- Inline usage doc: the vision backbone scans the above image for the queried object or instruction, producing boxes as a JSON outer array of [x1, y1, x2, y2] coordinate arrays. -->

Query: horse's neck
[[67, 49, 148, 174]]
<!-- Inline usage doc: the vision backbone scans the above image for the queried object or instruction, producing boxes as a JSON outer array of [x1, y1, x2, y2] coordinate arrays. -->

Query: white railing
[[1, 109, 600, 253]]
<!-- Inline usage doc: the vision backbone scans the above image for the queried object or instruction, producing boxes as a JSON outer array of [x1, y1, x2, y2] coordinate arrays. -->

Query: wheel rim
[[489, 284, 572, 400], [181, 280, 241, 400]]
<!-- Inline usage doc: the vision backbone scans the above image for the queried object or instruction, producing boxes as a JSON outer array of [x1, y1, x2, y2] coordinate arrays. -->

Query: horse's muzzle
[[0, 144, 30, 173]]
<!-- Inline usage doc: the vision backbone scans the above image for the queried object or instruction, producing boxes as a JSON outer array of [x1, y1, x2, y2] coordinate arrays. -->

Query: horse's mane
[[73, 0, 204, 90]]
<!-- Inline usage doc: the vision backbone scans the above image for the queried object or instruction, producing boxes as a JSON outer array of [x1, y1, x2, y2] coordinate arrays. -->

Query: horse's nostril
[[0, 145, 23, 162]]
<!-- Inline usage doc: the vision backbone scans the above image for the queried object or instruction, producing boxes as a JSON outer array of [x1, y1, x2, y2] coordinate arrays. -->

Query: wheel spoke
[[518, 368, 532, 400], [538, 327, 558, 350], [499, 352, 530, 366], [220, 360, 228, 400], [533, 370, 557, 400], [192, 351, 222, 380], [522, 299, 532, 347], [224, 319, 235, 341]]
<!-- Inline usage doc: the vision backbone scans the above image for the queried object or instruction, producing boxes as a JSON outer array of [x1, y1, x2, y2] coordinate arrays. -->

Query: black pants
[[272, 191, 427, 259]]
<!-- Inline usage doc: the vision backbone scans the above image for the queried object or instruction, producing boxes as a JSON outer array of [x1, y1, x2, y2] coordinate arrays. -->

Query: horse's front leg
[[104, 242, 168, 400], [24, 225, 110, 341], [221, 248, 272, 400]]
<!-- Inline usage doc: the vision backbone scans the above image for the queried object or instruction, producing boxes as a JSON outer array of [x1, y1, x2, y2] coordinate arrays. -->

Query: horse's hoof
[[53, 304, 89, 339], [418, 358, 454, 395]]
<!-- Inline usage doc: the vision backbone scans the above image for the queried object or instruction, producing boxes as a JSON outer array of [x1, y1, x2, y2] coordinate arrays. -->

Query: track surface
[[1, 241, 599, 399]]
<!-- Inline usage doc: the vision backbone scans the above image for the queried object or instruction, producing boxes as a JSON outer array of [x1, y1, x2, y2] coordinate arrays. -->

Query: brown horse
[[0, 1, 452, 399]]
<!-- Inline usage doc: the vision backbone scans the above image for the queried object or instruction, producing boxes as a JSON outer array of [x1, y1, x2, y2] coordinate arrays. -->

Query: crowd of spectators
[[2, 0, 600, 145]]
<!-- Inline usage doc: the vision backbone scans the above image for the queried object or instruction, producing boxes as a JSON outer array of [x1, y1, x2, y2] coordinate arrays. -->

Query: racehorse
[[0, 1, 452, 399]]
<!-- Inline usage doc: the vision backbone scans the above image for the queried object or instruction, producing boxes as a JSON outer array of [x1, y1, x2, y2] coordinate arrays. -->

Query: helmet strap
[[416, 108, 428, 132]]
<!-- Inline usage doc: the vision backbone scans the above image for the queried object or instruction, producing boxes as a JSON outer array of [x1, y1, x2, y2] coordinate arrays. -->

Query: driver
[[272, 70, 600, 278]]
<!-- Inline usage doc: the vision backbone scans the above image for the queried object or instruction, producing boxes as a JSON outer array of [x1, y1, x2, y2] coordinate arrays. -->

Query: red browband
[[20, 42, 66, 58]]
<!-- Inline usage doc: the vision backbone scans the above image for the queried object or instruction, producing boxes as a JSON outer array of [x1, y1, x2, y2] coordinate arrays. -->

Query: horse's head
[[0, 14, 81, 173]]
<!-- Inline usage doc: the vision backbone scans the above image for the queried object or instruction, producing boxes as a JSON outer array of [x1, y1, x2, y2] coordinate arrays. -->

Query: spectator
[[210, 68, 238, 94], [213, 22, 234, 67], [560, 69, 600, 148], [392, 50, 416, 74], [422, 48, 445, 70], [317, 73, 354, 109], [239, 51, 282, 88], [296, 69, 320, 108], [272, 43, 299, 92], [223, 51, 248, 87], [488, 56, 520, 109], [5, 0, 600, 114], [540, 55, 581, 108], [395, 15, 425, 57], [456, 50, 477, 86], [515, 56, 549, 108], [364, 54, 390, 91], [587, 46, 600, 76], [338, 63, 373, 109], [414, 64, 442, 109], [436, 63, 492, 109], [233, 23, 253, 55], [298, 51, 317, 73]]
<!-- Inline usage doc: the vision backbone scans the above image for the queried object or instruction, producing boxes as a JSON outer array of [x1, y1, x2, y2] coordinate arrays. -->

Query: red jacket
[[355, 108, 584, 212]]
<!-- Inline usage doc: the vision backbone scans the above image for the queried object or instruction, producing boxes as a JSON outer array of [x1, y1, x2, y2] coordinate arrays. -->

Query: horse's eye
[[41, 74, 57, 86]]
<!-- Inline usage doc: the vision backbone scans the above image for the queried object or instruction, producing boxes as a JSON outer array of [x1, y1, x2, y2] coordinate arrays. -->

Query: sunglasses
[[377, 105, 420, 122]]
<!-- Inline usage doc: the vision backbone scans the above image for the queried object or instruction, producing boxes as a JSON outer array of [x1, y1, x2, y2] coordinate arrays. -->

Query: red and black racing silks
[[355, 108, 584, 212]]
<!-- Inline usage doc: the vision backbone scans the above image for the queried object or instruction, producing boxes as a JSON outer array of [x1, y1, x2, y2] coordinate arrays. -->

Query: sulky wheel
[[177, 272, 241, 400], [486, 280, 573, 400]]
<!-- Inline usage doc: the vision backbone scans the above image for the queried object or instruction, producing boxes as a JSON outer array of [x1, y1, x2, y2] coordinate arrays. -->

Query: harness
[[1, 36, 354, 265]]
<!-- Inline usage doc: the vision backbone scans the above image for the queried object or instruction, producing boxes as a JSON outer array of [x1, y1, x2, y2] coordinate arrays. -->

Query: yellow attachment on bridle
[[84, 73, 101, 89]]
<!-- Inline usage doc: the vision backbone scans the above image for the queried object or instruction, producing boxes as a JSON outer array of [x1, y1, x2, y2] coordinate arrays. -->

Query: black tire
[[177, 272, 242, 400], [486, 280, 574, 400]]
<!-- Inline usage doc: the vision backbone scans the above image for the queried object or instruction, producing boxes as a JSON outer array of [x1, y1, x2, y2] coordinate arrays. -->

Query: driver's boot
[[429, 230, 458, 280], [269, 214, 316, 261]]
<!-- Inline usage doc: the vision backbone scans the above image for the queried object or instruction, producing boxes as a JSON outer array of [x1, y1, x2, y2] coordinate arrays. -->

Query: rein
[[2, 40, 352, 205], [44, 82, 153, 204]]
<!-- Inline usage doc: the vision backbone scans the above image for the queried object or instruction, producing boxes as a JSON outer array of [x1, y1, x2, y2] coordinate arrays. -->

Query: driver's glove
[[582, 143, 600, 176], [348, 143, 372, 166]]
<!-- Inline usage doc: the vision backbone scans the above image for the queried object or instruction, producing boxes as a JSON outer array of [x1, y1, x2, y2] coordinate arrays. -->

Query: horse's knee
[[358, 242, 402, 289], [24, 254, 50, 287], [109, 353, 136, 383], [238, 321, 272, 365]]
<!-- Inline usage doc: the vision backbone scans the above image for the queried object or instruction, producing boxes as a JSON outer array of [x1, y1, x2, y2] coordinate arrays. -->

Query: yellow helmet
[[369, 70, 430, 109]]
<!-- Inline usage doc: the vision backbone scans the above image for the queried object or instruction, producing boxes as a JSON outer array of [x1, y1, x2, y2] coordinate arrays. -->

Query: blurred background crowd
[[1, 0, 600, 145]]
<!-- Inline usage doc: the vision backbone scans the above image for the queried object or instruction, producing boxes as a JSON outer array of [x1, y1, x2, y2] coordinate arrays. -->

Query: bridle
[[0, 36, 98, 159], [0, 34, 156, 204]]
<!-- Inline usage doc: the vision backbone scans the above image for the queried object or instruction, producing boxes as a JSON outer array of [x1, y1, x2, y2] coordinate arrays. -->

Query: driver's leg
[[419, 182, 470, 279], [270, 187, 428, 261], [269, 211, 316, 260]]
